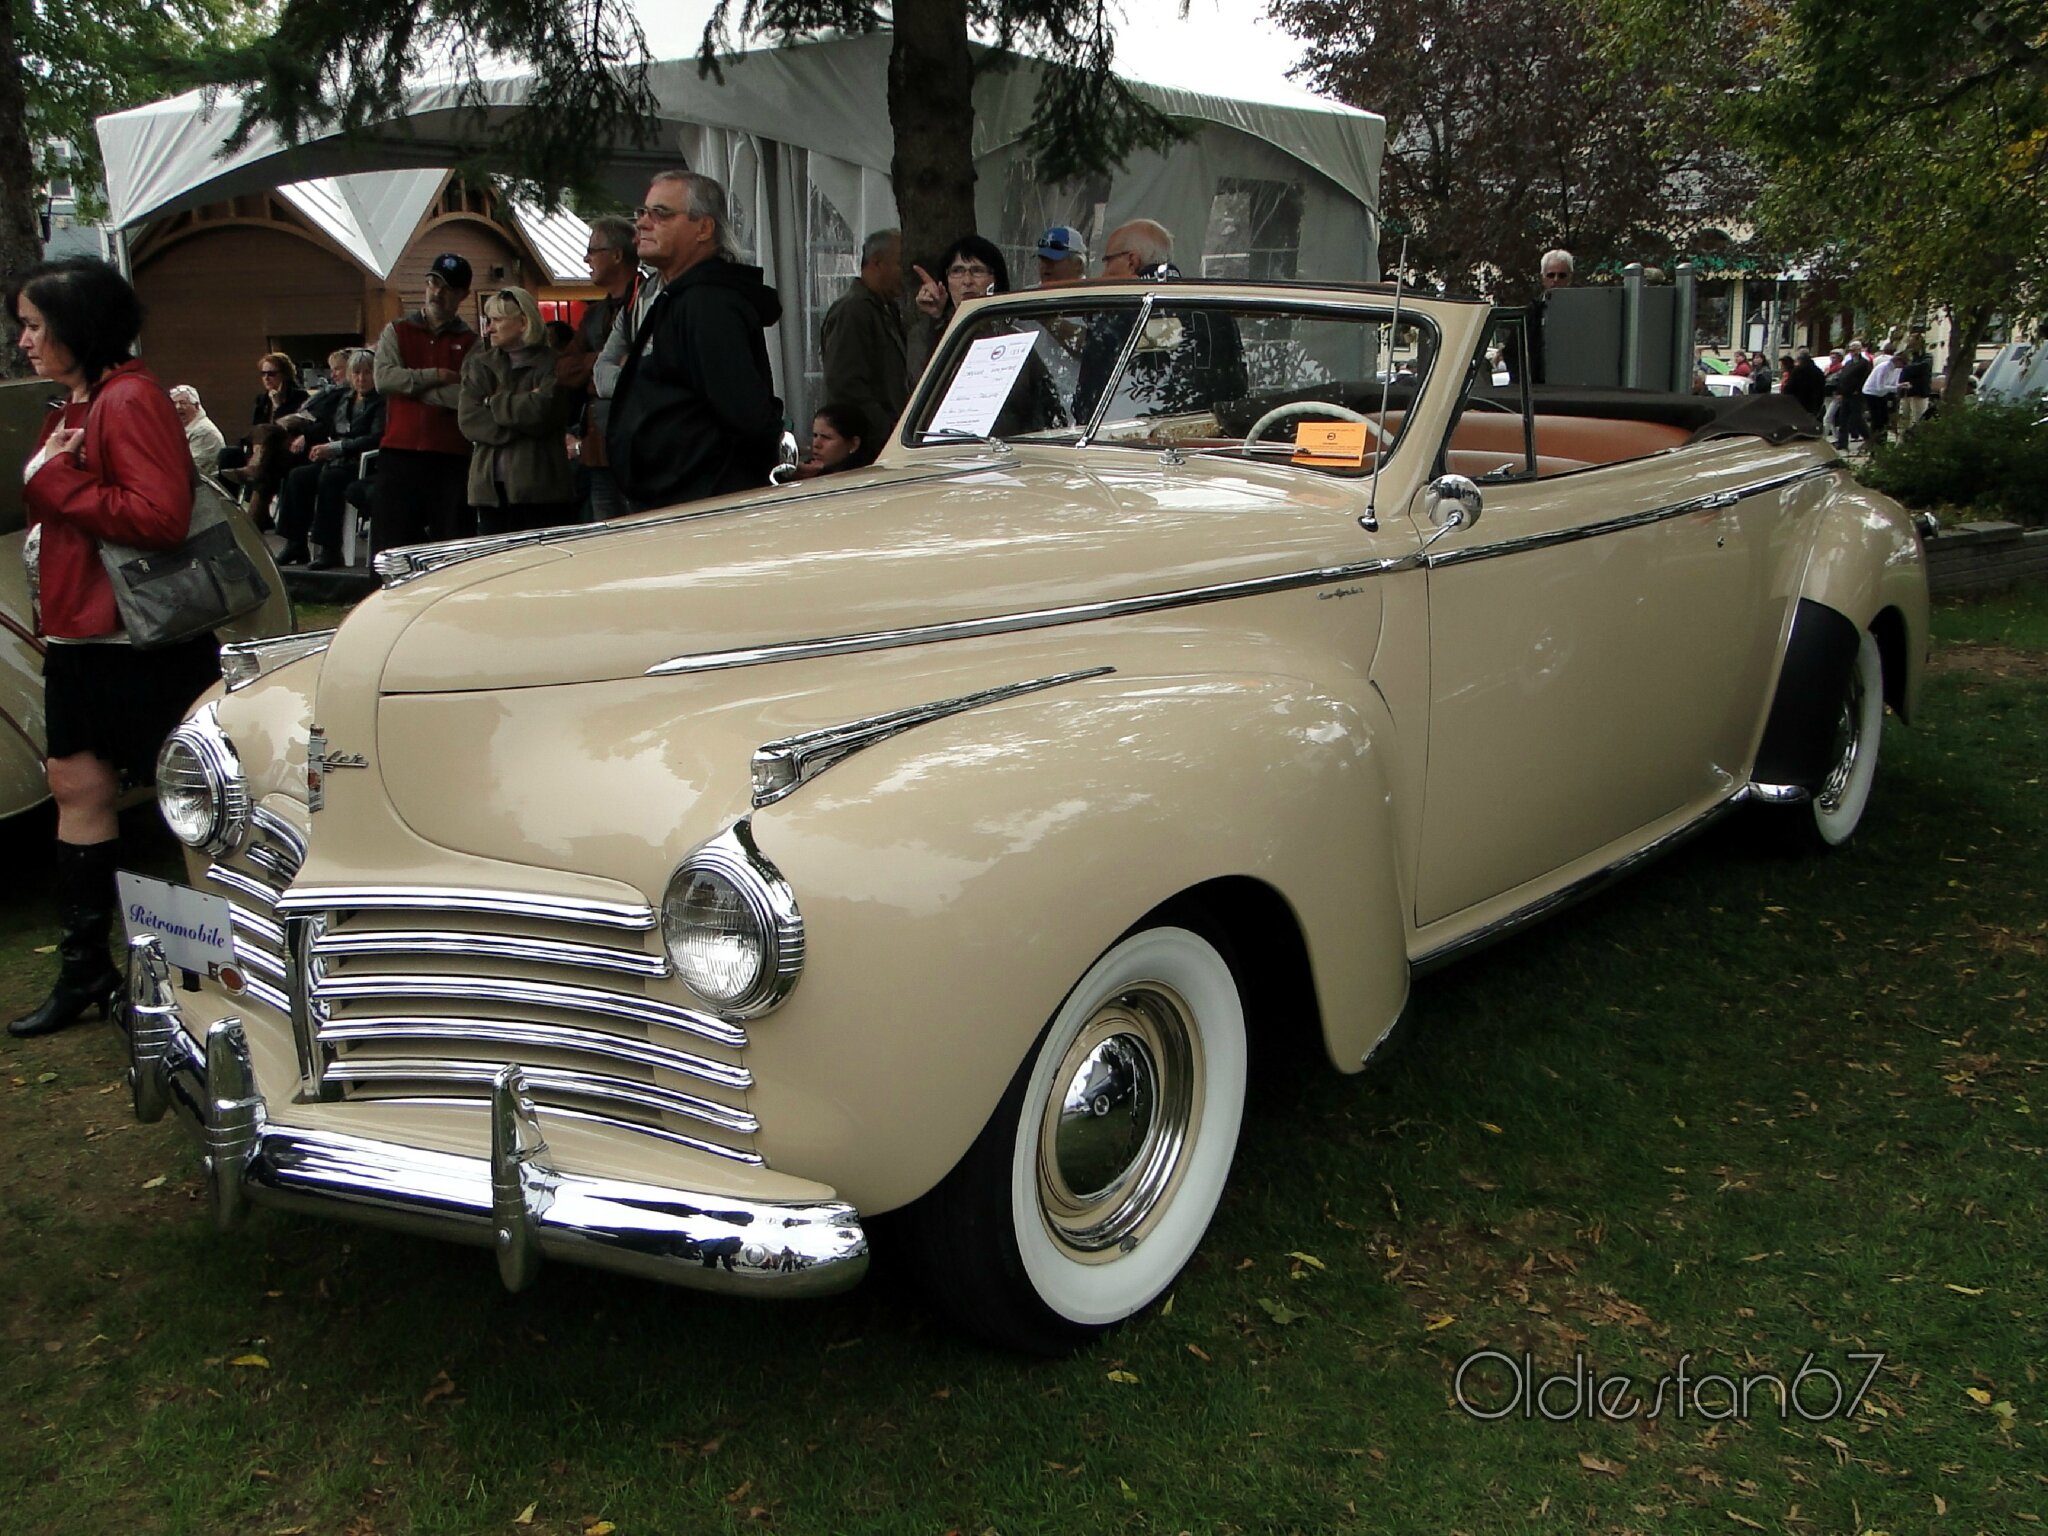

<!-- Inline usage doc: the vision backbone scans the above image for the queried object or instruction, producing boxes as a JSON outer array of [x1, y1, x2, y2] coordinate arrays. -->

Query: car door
[[1411, 324, 1803, 927]]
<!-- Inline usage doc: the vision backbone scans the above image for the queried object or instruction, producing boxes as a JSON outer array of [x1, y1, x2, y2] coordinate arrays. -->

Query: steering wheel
[[1241, 400, 1391, 451]]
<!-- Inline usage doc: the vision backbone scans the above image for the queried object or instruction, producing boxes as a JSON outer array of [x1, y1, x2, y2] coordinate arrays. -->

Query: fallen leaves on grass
[[512, 1504, 536, 1526], [421, 1371, 458, 1407], [1258, 1299, 1308, 1326], [1107, 1370, 1140, 1384], [1577, 1452, 1625, 1477], [1423, 1313, 1456, 1332], [228, 1354, 269, 1369]]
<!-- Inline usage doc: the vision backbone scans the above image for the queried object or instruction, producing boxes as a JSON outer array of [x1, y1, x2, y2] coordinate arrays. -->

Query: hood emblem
[[306, 726, 367, 813]]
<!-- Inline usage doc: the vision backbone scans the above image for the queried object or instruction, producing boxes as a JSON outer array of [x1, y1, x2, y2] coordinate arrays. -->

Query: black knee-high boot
[[10, 839, 122, 1038]]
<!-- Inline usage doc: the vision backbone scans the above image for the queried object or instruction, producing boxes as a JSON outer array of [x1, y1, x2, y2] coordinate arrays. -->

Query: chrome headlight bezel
[[660, 821, 804, 1020], [156, 705, 250, 855]]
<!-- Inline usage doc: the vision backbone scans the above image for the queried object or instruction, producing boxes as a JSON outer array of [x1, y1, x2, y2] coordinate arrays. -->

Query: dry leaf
[[1726, 1514, 1766, 1531], [1424, 1314, 1456, 1332], [141, 1175, 167, 1190], [1287, 1252, 1327, 1270], [1478, 1121, 1504, 1135], [1187, 1344, 1212, 1362], [1257, 1298, 1307, 1326], [1966, 1387, 1993, 1404], [422, 1371, 457, 1406], [1578, 1452, 1625, 1477], [1946, 1283, 1986, 1296], [1161, 1293, 1174, 1316], [1107, 1369, 1140, 1384], [585, 1524, 617, 1536], [33, 943, 55, 954], [228, 1354, 269, 1369], [513, 1503, 536, 1526]]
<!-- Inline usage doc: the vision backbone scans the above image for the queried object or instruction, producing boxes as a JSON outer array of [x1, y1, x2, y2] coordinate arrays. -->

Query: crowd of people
[[1701, 333, 1941, 450]]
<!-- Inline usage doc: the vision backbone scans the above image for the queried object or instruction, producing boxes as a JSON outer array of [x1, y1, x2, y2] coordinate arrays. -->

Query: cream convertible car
[[123, 282, 1927, 1352]]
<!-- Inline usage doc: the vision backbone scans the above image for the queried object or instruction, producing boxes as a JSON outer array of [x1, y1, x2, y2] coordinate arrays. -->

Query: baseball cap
[[1037, 226, 1087, 263], [428, 252, 473, 291]]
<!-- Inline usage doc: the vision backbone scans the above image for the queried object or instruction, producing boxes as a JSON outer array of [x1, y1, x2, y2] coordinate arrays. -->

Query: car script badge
[[306, 725, 367, 813]]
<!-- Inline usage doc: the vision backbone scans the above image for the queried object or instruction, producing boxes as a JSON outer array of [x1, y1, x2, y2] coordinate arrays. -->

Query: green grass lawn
[[2, 590, 2042, 1535]]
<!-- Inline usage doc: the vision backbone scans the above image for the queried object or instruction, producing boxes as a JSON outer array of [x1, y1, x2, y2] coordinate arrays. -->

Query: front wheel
[[1811, 627, 1884, 846], [900, 924, 1247, 1354]]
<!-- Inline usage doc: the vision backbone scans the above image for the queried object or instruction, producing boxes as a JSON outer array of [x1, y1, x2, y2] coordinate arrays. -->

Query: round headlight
[[661, 822, 804, 1019], [156, 708, 249, 855]]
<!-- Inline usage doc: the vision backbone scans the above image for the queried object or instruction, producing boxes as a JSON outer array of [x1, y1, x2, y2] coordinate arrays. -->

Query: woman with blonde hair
[[458, 286, 577, 533]]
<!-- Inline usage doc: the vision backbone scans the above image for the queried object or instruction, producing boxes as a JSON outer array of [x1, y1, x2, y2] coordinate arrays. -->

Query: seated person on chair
[[275, 349, 384, 568]]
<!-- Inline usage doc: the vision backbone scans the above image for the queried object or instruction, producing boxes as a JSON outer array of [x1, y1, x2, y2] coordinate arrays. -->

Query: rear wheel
[[1811, 627, 1884, 846], [901, 924, 1247, 1354]]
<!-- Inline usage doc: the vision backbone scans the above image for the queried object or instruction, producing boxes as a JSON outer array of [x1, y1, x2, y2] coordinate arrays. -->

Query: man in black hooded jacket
[[609, 170, 784, 512]]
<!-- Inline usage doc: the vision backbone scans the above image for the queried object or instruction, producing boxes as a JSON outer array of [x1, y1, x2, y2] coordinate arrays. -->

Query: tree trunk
[[888, 0, 978, 291], [1943, 302, 1994, 404], [0, 0, 45, 377]]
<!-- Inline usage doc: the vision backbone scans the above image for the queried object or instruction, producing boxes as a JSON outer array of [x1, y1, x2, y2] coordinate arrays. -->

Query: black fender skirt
[[1752, 599, 1862, 789]]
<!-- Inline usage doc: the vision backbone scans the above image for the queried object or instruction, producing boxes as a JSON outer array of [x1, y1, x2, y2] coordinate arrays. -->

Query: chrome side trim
[[275, 885, 657, 931], [1426, 466, 1832, 570], [752, 667, 1115, 808], [373, 459, 1007, 587], [649, 556, 1419, 676], [118, 957, 867, 1296], [321, 1058, 758, 1140], [312, 972, 747, 1050], [313, 928, 669, 979], [221, 629, 335, 694], [1413, 787, 1754, 977], [316, 1016, 752, 1091]]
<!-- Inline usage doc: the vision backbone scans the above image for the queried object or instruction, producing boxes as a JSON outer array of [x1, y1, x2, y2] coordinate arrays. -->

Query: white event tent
[[97, 30, 1383, 421]]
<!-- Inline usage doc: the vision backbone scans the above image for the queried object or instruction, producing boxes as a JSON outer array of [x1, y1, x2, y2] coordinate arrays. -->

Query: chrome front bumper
[[121, 936, 869, 1298]]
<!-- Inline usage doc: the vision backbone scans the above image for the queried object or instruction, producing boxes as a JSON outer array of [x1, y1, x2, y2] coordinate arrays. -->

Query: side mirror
[[1424, 473, 1483, 533]]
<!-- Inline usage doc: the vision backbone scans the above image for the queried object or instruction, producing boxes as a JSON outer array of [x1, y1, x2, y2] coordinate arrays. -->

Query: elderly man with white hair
[[168, 384, 226, 476]]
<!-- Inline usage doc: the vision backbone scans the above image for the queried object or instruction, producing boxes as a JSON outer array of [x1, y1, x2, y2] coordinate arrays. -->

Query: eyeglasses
[[259, 368, 283, 377], [1103, 249, 1138, 267], [633, 204, 684, 223], [585, 246, 621, 258], [947, 262, 994, 280]]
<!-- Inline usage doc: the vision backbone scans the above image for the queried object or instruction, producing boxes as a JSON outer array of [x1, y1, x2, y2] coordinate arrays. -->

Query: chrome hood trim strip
[[373, 459, 1008, 587], [650, 555, 1419, 677], [752, 667, 1116, 808], [1426, 466, 1832, 570]]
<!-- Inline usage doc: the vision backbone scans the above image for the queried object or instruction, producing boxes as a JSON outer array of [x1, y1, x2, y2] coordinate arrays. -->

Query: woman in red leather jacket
[[8, 257, 221, 1038]]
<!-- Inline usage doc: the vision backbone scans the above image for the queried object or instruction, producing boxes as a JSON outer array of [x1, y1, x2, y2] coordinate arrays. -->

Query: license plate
[[118, 871, 237, 979]]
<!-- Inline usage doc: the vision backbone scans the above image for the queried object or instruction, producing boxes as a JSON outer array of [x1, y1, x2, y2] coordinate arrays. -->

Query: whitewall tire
[[901, 922, 1247, 1353], [1813, 628, 1884, 846]]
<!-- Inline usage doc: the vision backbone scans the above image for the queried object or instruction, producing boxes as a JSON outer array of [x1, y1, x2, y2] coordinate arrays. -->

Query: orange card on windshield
[[1291, 421, 1370, 467]]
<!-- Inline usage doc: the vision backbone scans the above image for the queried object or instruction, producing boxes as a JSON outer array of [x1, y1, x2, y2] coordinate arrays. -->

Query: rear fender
[[743, 668, 1410, 1214], [1796, 476, 1930, 723]]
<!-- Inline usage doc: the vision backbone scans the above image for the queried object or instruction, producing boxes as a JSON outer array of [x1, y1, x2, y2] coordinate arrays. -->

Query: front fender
[[745, 666, 1411, 1215]]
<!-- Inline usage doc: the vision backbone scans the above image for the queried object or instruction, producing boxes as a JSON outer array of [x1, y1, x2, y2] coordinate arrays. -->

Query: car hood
[[368, 452, 1388, 694]]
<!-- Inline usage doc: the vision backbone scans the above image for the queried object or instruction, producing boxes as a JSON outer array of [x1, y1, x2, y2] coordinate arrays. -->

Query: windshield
[[907, 297, 1437, 473]]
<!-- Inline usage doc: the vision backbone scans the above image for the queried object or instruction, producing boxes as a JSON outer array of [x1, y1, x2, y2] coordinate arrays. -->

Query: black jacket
[[1835, 353, 1873, 398], [328, 389, 387, 464], [1787, 359, 1827, 418], [609, 258, 783, 509]]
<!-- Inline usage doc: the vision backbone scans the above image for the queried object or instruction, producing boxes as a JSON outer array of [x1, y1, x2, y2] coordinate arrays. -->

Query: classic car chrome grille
[[204, 806, 305, 1004], [290, 899, 761, 1166]]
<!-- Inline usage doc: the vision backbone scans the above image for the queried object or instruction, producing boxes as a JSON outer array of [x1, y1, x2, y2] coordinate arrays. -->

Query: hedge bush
[[1858, 397, 2048, 523]]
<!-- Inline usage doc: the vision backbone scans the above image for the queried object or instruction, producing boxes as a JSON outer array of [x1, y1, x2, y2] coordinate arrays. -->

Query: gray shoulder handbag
[[98, 474, 272, 649]]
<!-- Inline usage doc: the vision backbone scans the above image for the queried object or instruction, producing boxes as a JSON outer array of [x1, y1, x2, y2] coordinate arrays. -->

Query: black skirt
[[41, 635, 222, 789]]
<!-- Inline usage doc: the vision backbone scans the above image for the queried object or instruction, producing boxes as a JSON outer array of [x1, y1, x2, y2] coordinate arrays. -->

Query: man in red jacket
[[370, 252, 479, 552]]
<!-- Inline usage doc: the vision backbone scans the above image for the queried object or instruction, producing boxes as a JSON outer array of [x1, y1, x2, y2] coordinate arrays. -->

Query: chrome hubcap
[[1817, 665, 1866, 816], [1037, 984, 1203, 1258]]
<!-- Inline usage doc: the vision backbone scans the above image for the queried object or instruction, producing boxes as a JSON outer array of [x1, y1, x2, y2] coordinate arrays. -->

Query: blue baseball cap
[[1036, 226, 1087, 263]]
